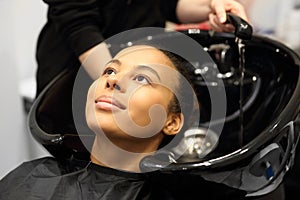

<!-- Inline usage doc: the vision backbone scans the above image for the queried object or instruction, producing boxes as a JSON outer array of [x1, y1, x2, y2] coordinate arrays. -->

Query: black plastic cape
[[0, 157, 246, 199]]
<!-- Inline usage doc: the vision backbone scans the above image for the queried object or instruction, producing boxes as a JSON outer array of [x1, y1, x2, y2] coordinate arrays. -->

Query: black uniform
[[0, 157, 246, 199], [36, 0, 179, 95]]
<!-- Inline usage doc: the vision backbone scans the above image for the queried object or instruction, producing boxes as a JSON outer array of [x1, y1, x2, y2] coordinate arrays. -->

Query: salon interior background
[[1, 0, 300, 179]]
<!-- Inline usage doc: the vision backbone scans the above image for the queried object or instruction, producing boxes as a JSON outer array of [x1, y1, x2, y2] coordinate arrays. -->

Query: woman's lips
[[95, 96, 126, 111]]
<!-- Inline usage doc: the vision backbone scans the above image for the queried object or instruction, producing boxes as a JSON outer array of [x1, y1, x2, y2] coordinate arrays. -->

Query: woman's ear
[[163, 113, 184, 136]]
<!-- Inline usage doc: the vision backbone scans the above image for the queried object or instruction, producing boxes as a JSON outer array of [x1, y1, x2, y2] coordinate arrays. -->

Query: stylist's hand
[[209, 0, 249, 32]]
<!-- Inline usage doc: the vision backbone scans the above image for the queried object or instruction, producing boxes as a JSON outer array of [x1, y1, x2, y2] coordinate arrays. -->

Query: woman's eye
[[134, 75, 150, 84], [104, 68, 116, 75]]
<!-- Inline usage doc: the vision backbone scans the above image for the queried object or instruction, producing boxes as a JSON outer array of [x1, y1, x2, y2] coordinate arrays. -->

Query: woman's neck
[[90, 134, 162, 172]]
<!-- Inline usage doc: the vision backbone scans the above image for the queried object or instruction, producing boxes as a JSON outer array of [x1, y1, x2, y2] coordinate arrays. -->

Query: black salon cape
[[0, 157, 246, 200]]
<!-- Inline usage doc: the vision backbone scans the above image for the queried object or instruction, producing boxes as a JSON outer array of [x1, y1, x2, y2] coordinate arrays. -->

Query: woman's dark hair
[[158, 49, 198, 149]]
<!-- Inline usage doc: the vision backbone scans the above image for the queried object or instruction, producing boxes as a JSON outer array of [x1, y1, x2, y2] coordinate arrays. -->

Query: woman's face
[[86, 45, 181, 142]]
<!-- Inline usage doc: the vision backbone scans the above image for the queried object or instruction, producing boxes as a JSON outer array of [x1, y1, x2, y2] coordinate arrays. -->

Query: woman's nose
[[106, 76, 121, 91]]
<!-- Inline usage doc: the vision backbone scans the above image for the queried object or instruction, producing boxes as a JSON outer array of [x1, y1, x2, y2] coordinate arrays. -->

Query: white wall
[[0, 0, 49, 179], [240, 0, 300, 50]]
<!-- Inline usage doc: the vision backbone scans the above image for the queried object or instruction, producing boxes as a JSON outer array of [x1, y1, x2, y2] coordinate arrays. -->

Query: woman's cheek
[[128, 90, 167, 127], [85, 82, 99, 132]]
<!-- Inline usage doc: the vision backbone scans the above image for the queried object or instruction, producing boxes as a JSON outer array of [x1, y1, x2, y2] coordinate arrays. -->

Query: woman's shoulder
[[0, 156, 150, 200], [16, 156, 59, 168], [0, 156, 90, 199], [0, 157, 61, 184], [4, 156, 89, 178]]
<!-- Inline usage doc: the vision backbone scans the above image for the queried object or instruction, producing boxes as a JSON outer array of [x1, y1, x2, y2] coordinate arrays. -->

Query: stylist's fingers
[[208, 13, 234, 32], [210, 0, 227, 23], [210, 0, 249, 22], [208, 13, 222, 32]]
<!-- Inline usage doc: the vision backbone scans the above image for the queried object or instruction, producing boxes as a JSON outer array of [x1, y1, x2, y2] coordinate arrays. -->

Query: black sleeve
[[43, 0, 105, 56], [160, 0, 180, 24]]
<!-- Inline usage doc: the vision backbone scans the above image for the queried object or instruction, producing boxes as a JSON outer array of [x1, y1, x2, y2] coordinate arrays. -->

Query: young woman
[[85, 45, 195, 172], [1, 45, 247, 200]]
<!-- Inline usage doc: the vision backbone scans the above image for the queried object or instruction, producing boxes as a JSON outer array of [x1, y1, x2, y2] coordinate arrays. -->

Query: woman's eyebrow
[[105, 60, 161, 80], [105, 59, 121, 66], [135, 65, 161, 81]]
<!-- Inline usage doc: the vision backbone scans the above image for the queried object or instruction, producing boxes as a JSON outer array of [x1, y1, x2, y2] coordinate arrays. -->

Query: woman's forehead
[[111, 45, 180, 90], [114, 45, 163, 59], [114, 45, 175, 69]]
